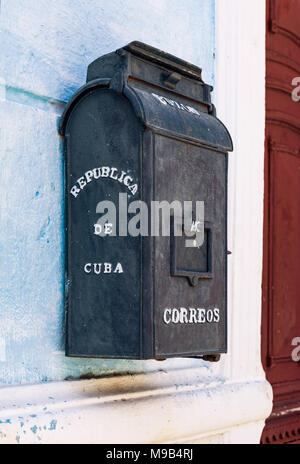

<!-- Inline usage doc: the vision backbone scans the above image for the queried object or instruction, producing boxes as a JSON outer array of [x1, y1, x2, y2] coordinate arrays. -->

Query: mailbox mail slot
[[59, 41, 233, 360]]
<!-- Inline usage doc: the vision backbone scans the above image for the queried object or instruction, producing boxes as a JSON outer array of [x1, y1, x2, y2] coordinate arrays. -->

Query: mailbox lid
[[86, 41, 233, 152], [87, 41, 208, 107], [62, 41, 233, 154], [125, 84, 233, 152]]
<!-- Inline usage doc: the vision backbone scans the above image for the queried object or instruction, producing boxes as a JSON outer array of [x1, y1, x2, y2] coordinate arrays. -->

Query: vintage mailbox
[[59, 42, 233, 360]]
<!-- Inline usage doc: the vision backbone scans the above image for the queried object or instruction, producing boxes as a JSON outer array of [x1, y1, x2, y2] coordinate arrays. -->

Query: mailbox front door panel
[[153, 135, 227, 356], [66, 89, 142, 358]]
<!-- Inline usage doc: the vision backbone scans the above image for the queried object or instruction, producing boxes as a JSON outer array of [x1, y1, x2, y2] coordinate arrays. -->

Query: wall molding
[[0, 369, 272, 444]]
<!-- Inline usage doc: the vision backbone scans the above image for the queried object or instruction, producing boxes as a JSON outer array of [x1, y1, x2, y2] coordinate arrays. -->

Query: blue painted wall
[[0, 0, 215, 385]]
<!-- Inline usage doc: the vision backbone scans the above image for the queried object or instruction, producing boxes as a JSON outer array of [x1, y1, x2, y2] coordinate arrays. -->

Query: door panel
[[262, 0, 300, 445]]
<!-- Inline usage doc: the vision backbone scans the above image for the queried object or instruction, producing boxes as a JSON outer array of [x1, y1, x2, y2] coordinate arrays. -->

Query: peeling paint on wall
[[0, 0, 215, 385]]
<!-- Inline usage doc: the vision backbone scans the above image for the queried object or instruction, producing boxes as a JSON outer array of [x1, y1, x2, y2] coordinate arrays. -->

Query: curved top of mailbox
[[123, 86, 233, 152], [59, 41, 233, 153]]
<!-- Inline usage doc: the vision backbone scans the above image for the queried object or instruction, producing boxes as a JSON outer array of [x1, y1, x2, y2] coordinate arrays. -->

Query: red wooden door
[[262, 0, 300, 445]]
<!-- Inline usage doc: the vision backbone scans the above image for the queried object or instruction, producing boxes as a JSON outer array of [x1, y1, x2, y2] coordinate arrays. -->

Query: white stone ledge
[[0, 367, 272, 444]]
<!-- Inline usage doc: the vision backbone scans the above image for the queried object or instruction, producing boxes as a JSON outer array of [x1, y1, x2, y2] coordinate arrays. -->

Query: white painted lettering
[[189, 308, 197, 324], [93, 167, 102, 179], [124, 175, 133, 187], [162, 307, 221, 324], [70, 185, 80, 198], [70, 167, 138, 198], [172, 309, 180, 324], [206, 309, 214, 323], [94, 224, 102, 235], [118, 171, 127, 183], [104, 223, 113, 235], [84, 263, 92, 274], [104, 263, 112, 274], [85, 170, 94, 183], [94, 263, 102, 275], [163, 309, 172, 325], [114, 263, 123, 274], [162, 307, 221, 325], [101, 167, 110, 177], [128, 183, 138, 195], [84, 262, 124, 275], [152, 92, 201, 117], [214, 308, 220, 323], [179, 307, 189, 324], [77, 176, 86, 189], [198, 308, 206, 323], [110, 167, 118, 180]]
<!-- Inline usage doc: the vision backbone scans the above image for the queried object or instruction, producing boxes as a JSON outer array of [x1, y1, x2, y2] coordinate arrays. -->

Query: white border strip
[[215, 0, 269, 384]]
